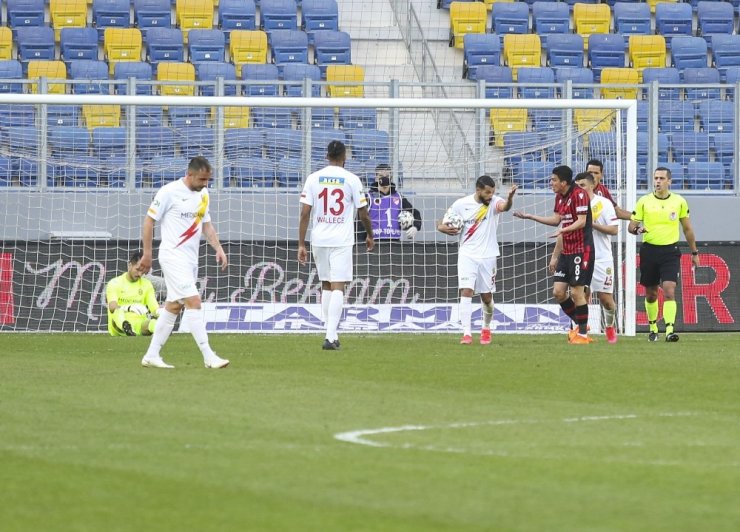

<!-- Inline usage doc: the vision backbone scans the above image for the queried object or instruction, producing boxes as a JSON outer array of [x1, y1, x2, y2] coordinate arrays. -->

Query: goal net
[[0, 94, 636, 335]]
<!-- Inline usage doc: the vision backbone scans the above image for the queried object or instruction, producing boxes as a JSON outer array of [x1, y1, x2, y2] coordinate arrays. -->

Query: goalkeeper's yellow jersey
[[105, 273, 159, 335]]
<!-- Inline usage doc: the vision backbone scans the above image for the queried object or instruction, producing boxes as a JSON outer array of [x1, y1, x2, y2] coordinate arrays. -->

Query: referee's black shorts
[[639, 242, 681, 287]]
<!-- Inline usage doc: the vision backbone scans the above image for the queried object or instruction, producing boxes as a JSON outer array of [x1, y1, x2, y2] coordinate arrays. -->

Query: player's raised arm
[[497, 184, 518, 213]]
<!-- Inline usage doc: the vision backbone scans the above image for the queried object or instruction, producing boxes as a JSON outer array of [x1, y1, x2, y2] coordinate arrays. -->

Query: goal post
[[0, 93, 637, 336]]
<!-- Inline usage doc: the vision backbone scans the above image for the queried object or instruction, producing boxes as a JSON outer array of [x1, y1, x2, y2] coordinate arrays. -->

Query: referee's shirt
[[631, 192, 689, 246]]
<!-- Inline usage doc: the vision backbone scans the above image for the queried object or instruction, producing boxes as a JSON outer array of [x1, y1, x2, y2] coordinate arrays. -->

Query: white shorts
[[159, 255, 199, 302], [590, 259, 615, 294], [458, 255, 497, 294], [313, 245, 353, 282]]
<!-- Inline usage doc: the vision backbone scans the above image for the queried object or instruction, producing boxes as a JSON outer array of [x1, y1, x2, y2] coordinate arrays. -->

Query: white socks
[[326, 290, 344, 342], [321, 289, 331, 324], [460, 296, 473, 336], [482, 300, 493, 329], [144, 308, 177, 359], [183, 308, 216, 359], [604, 307, 616, 328]]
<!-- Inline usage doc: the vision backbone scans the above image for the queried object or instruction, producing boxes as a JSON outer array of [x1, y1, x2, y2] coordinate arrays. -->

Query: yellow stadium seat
[[489, 109, 527, 147], [50, 0, 88, 42], [157, 62, 196, 96], [105, 29, 143, 75], [176, 0, 214, 43], [229, 30, 268, 77], [82, 105, 121, 128], [326, 65, 365, 97], [647, 0, 677, 13], [600, 67, 639, 99], [28, 60, 67, 94], [629, 35, 667, 80], [449, 2, 487, 49], [222, 106, 250, 128], [573, 3, 611, 50], [0, 28, 13, 61], [503, 34, 541, 80], [574, 109, 613, 133]]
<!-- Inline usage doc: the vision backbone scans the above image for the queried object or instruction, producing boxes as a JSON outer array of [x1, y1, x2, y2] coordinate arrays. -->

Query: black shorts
[[554, 251, 594, 287], [639, 242, 681, 287]]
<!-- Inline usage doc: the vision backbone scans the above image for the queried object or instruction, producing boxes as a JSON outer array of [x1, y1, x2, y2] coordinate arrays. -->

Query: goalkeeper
[[363, 163, 421, 241], [106, 251, 160, 336]]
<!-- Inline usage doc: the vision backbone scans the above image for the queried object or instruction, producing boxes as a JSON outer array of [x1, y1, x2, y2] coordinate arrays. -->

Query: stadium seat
[[573, 3, 611, 49], [229, 30, 268, 77], [504, 132, 544, 170], [48, 126, 90, 156], [60, 28, 100, 67], [50, 157, 103, 188], [712, 132, 734, 170], [313, 31, 352, 75], [218, 0, 257, 43], [105, 29, 143, 75], [686, 161, 726, 190], [143, 156, 188, 187], [28, 60, 67, 94], [613, 2, 651, 36], [517, 160, 552, 189], [338, 108, 377, 130], [177, 126, 215, 158], [636, 99, 649, 131], [69, 60, 110, 94], [269, 30, 309, 66], [529, 108, 561, 132], [462, 34, 501, 80], [628, 35, 666, 80], [197, 61, 237, 96], [724, 66, 740, 101], [588, 34, 626, 82], [157, 62, 196, 96], [301, 0, 339, 44], [491, 2, 530, 35], [308, 129, 344, 160], [710, 35, 740, 82], [250, 106, 293, 128], [657, 100, 695, 132], [0, 157, 15, 187], [176, 0, 214, 43], [260, 0, 298, 32], [7, 0, 46, 32], [188, 29, 226, 63], [265, 129, 303, 161], [654, 2, 693, 48], [636, 131, 669, 167], [304, 107, 335, 129], [476, 65, 513, 99], [642, 67, 681, 100], [600, 67, 638, 99], [697, 100, 733, 133], [517, 67, 555, 99], [275, 156, 303, 187], [46, 105, 81, 127], [114, 61, 153, 94], [449, 1, 487, 49], [326, 64, 364, 97], [134, 0, 173, 36], [347, 129, 390, 163], [93, 0, 131, 42], [282, 63, 322, 97], [6, 126, 39, 158], [503, 34, 541, 80], [92, 126, 126, 157], [230, 157, 277, 187], [490, 109, 527, 147], [697, 1, 735, 38], [168, 106, 208, 127], [670, 36, 708, 71], [545, 34, 584, 68], [242, 63, 280, 96], [555, 66, 594, 99], [0, 61, 24, 93], [587, 131, 616, 164], [50, 0, 88, 42], [682, 67, 721, 101], [0, 28, 12, 62], [224, 128, 264, 158], [223, 106, 251, 128], [0, 105, 36, 128], [137, 126, 178, 158], [16, 27, 56, 67], [145, 28, 185, 71], [574, 109, 613, 133], [531, 2, 570, 36], [83, 104, 121, 128]]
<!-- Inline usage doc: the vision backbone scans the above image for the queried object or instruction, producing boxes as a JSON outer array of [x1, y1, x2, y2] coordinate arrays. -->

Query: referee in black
[[628, 167, 700, 342]]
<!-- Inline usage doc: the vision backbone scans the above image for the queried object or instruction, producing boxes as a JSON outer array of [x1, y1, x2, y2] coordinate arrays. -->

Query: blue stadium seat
[[269, 30, 309, 66], [61, 28, 100, 66], [588, 131, 617, 164], [251, 106, 293, 128], [275, 156, 303, 187], [725, 66, 740, 101], [655, 3, 693, 49], [93, 0, 132, 42], [145, 28, 185, 70], [491, 2, 530, 35], [517, 160, 552, 189], [697, 100, 734, 133], [46, 105, 81, 127], [517, 67, 555, 99], [6, 126, 39, 154], [0, 61, 24, 93], [310, 128, 346, 161], [671, 131, 711, 165], [69, 60, 110, 94], [0, 156, 15, 187], [613, 2, 651, 36], [711, 35, 740, 81], [462, 34, 501, 80], [313, 30, 351, 75], [225, 128, 265, 158], [196, 61, 237, 96], [305, 108, 335, 129], [16, 27, 56, 66], [114, 61, 154, 94], [658, 101, 695, 133], [242, 63, 280, 95], [282, 63, 321, 96], [92, 126, 126, 157], [642, 67, 681, 100], [177, 127, 215, 158], [0, 106, 36, 128], [263, 129, 303, 160], [682, 67, 721, 101], [301, 0, 339, 44], [636, 99, 649, 131], [686, 161, 727, 190], [260, 0, 299, 32], [168, 106, 208, 128], [531, 2, 570, 36], [97, 156, 128, 188], [7, 0, 46, 32], [218, 0, 257, 42], [230, 157, 276, 187], [137, 126, 178, 158], [348, 129, 390, 163], [135, 106, 164, 127], [338, 108, 377, 130], [555, 66, 594, 99], [143, 156, 188, 187], [588, 34, 626, 82], [48, 127, 90, 156], [697, 1, 734, 38], [529, 109, 562, 132], [134, 0, 173, 36], [188, 29, 226, 63], [712, 132, 734, 169], [50, 157, 102, 188], [671, 36, 708, 71], [545, 34, 583, 68], [504, 132, 544, 168], [636, 131, 669, 167], [476, 65, 514, 99]]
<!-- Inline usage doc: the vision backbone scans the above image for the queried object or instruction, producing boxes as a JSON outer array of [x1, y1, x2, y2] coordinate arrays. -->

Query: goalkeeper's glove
[[405, 226, 418, 239]]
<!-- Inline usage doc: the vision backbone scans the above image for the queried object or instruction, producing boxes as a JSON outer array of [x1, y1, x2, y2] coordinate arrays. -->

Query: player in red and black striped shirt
[[514, 166, 594, 344]]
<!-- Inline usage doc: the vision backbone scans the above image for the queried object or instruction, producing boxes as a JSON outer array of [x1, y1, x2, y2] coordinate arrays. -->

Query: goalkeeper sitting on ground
[[106, 250, 160, 336]]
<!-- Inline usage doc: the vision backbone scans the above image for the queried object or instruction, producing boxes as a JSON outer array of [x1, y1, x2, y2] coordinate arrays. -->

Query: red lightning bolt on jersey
[[462, 204, 489, 243]]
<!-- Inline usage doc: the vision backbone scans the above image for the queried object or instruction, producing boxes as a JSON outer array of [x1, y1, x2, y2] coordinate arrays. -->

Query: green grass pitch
[[2, 333, 739, 531]]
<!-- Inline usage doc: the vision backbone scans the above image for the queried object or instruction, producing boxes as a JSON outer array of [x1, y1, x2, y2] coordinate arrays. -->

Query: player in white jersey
[[298, 140, 375, 350], [138, 156, 230, 369], [437, 175, 518, 345]]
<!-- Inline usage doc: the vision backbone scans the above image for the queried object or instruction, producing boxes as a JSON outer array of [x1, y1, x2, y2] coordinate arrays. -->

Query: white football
[[398, 210, 414, 230], [443, 210, 464, 230], [128, 304, 149, 315]]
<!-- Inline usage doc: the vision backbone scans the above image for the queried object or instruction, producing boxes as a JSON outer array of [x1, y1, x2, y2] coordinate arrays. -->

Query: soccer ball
[[443, 210, 464, 230], [398, 210, 414, 230], [127, 304, 149, 315]]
